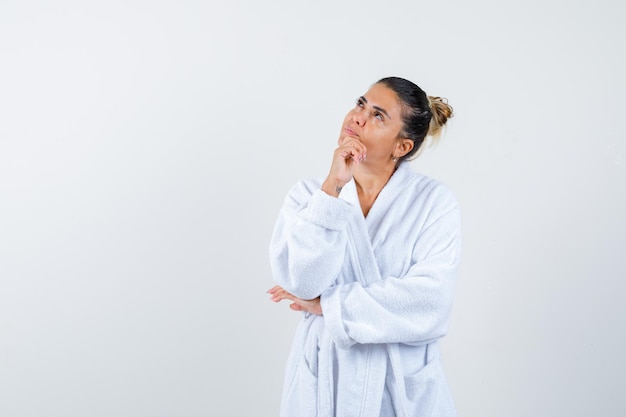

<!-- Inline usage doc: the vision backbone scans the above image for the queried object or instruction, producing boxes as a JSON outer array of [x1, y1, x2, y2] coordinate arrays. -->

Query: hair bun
[[427, 96, 454, 141]]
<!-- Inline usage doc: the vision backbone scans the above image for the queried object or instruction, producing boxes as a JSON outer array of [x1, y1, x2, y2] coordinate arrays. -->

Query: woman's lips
[[345, 127, 358, 137]]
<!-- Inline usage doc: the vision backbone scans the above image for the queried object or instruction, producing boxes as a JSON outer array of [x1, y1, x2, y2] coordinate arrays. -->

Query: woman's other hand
[[321, 136, 366, 197], [267, 285, 323, 316]]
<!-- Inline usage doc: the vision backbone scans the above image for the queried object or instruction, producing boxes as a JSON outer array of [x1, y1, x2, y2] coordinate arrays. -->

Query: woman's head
[[375, 77, 453, 162]]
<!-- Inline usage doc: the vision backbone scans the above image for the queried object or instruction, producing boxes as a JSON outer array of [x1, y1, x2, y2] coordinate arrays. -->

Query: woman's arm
[[320, 205, 462, 349], [269, 181, 353, 300], [269, 135, 367, 300]]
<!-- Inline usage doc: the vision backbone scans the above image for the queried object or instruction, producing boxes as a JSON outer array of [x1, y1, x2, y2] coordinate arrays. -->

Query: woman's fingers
[[268, 287, 322, 316], [268, 286, 297, 303], [271, 291, 290, 302], [267, 285, 281, 294], [324, 138, 367, 193], [268, 285, 290, 297], [338, 137, 367, 163]]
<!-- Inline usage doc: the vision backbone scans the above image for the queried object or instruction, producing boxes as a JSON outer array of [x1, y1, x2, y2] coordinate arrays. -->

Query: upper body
[[268, 77, 460, 417]]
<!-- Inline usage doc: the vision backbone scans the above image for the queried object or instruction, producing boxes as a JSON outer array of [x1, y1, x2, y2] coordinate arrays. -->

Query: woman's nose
[[352, 110, 366, 126]]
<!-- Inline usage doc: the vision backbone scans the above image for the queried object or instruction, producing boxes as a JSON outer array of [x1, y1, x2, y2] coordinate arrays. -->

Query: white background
[[1, 1, 624, 416]]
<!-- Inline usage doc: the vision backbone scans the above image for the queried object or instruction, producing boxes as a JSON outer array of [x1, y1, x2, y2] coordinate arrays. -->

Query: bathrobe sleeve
[[269, 180, 353, 300], [320, 195, 462, 349]]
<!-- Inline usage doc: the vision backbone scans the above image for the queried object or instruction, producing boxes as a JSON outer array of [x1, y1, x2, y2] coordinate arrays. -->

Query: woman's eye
[[356, 98, 364, 107], [374, 112, 384, 121]]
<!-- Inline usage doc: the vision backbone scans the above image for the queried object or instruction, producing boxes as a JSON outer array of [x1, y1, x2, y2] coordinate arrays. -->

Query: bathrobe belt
[[316, 338, 440, 417]]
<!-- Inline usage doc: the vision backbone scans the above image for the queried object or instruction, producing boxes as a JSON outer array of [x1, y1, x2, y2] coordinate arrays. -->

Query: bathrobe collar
[[340, 163, 414, 225]]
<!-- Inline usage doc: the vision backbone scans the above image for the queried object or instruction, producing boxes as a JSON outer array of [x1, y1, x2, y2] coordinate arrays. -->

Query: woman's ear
[[396, 138, 414, 158]]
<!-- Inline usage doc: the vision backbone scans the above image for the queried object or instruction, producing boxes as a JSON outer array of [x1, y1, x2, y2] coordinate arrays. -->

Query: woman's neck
[[353, 162, 397, 196], [353, 162, 398, 216]]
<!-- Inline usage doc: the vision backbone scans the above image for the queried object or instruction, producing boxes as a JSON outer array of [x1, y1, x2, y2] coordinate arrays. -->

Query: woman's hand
[[321, 136, 367, 197], [267, 285, 323, 316]]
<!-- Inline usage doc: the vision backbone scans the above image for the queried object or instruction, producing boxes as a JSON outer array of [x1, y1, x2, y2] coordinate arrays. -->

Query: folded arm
[[320, 206, 462, 349], [269, 182, 353, 300]]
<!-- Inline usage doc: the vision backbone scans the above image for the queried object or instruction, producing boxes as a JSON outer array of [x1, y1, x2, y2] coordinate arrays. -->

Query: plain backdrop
[[1, 1, 625, 416]]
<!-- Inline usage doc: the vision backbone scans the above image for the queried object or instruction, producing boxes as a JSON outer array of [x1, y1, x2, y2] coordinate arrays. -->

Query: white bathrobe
[[270, 164, 462, 417]]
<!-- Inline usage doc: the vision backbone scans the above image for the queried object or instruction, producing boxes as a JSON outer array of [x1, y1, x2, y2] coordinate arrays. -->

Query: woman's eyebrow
[[360, 96, 392, 120], [373, 105, 391, 120]]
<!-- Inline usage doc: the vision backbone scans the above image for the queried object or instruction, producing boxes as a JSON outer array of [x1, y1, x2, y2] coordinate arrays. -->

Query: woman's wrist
[[321, 179, 344, 197]]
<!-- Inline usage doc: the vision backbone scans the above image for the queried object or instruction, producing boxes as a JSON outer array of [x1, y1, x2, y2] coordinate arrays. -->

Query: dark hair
[[376, 77, 453, 162]]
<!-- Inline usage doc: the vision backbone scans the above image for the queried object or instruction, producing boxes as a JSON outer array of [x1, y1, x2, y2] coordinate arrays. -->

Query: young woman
[[268, 77, 460, 417]]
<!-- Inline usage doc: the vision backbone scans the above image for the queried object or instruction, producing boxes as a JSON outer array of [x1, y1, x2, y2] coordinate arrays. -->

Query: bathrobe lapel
[[339, 165, 413, 280], [339, 179, 382, 286]]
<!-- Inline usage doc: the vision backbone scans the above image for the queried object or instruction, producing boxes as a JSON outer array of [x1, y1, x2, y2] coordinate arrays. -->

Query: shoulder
[[282, 176, 324, 207], [398, 165, 459, 213], [396, 166, 462, 239]]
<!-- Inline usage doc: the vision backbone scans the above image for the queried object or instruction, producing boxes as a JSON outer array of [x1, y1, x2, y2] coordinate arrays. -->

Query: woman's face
[[340, 83, 409, 163]]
